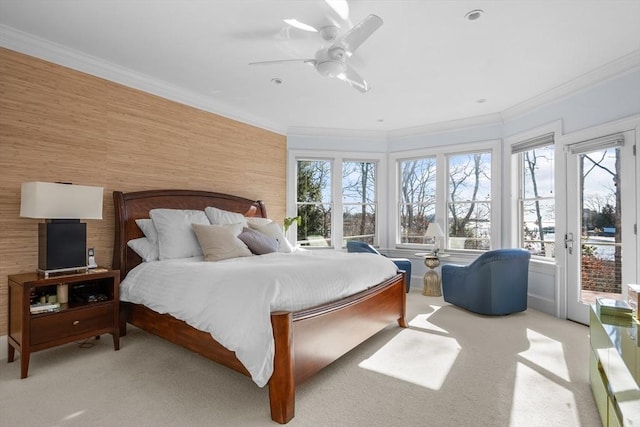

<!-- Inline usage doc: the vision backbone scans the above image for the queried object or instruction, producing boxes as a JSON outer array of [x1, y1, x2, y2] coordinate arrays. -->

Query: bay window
[[292, 153, 382, 248], [393, 140, 500, 252]]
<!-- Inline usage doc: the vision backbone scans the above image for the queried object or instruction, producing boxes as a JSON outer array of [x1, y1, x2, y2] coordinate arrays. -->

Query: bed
[[112, 189, 407, 424]]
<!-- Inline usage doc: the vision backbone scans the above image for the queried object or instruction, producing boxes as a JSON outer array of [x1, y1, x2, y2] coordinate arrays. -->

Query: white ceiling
[[1, 0, 639, 136]]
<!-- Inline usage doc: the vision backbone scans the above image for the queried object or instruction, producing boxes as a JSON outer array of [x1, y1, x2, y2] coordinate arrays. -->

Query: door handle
[[564, 233, 574, 255]]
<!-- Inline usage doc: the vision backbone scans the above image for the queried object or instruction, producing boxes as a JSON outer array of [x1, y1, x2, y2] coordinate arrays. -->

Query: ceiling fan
[[249, 14, 383, 93]]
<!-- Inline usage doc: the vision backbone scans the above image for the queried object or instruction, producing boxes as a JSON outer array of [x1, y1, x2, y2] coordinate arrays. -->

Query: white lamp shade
[[424, 222, 444, 238], [20, 182, 103, 219]]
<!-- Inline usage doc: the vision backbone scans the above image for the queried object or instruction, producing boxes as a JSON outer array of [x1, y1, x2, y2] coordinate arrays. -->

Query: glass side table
[[415, 252, 450, 296]]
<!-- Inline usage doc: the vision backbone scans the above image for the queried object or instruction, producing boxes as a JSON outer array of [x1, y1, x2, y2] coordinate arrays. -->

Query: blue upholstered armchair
[[441, 249, 531, 315], [346, 241, 411, 292]]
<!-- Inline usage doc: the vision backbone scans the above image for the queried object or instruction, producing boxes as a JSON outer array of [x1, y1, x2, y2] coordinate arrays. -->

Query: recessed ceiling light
[[465, 9, 484, 21], [271, 78, 283, 85]]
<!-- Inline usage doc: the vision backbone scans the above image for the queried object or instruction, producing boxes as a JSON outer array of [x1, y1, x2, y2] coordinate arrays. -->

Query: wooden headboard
[[112, 189, 267, 279]]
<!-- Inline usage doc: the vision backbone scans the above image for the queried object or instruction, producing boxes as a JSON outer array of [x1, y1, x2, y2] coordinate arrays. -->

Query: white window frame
[[287, 149, 387, 249], [389, 139, 502, 252], [504, 121, 562, 263], [446, 150, 494, 251]]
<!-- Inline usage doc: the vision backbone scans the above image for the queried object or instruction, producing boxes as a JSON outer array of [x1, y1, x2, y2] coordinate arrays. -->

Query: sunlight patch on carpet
[[358, 328, 460, 390], [518, 328, 570, 381], [408, 305, 448, 334], [510, 362, 579, 427], [62, 410, 86, 421]]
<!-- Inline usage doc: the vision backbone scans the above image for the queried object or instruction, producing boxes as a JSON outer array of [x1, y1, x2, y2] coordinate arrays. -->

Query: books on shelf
[[628, 284, 639, 318], [30, 302, 61, 314], [596, 297, 632, 318]]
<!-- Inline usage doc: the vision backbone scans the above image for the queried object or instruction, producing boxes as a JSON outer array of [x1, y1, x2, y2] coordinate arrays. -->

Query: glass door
[[565, 131, 637, 324]]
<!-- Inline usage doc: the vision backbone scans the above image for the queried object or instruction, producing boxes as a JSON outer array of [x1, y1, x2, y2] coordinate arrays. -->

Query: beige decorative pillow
[[192, 223, 252, 262]]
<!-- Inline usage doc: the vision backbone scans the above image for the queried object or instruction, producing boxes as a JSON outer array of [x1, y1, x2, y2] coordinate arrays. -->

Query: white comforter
[[120, 250, 398, 387]]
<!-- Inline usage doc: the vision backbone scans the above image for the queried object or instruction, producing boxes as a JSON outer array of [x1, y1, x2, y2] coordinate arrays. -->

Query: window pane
[[448, 201, 491, 250], [448, 152, 491, 251], [343, 204, 376, 245], [400, 158, 436, 203], [521, 199, 555, 257], [400, 204, 436, 244], [297, 203, 332, 246], [580, 147, 621, 295], [343, 161, 376, 203], [398, 157, 436, 244], [297, 160, 331, 203], [519, 143, 555, 257], [448, 153, 491, 202], [523, 146, 554, 198]]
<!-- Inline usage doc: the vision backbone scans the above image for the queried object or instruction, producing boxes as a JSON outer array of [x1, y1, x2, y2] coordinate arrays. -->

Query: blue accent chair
[[346, 241, 412, 293], [441, 249, 531, 315]]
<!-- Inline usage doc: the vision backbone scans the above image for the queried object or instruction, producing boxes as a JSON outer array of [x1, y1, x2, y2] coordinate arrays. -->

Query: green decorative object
[[284, 216, 301, 233]]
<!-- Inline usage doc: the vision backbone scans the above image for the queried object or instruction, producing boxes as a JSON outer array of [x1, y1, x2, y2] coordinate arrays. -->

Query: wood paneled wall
[[0, 48, 286, 336]]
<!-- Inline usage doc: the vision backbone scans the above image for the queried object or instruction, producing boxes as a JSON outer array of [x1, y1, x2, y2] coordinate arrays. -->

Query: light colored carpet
[[0, 290, 600, 427]]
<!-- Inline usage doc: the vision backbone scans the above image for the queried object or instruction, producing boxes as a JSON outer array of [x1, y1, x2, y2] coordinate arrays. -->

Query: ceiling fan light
[[316, 60, 346, 78]]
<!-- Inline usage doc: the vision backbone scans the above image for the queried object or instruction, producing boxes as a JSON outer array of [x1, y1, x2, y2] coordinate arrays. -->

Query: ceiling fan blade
[[283, 19, 318, 33], [331, 14, 383, 54], [249, 59, 316, 66], [337, 64, 370, 93]]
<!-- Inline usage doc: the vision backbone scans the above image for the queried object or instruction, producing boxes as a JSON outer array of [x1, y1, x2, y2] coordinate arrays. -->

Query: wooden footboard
[[120, 272, 406, 423], [269, 272, 406, 423]]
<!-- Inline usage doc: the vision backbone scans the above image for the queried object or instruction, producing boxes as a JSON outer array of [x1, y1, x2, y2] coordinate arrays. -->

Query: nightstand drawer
[[30, 303, 114, 345]]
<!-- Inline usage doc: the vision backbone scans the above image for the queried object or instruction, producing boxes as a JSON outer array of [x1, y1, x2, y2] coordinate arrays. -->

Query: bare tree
[[448, 153, 491, 249], [342, 161, 375, 242], [400, 158, 436, 242], [523, 149, 554, 256]]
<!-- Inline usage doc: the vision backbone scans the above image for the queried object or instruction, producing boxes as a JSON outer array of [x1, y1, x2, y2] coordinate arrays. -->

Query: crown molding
[[287, 126, 387, 140], [289, 113, 504, 140], [387, 113, 504, 139], [0, 25, 287, 135], [502, 50, 640, 121]]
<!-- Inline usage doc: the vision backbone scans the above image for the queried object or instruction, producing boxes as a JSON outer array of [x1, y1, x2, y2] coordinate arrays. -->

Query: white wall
[[287, 68, 640, 318], [504, 69, 640, 138]]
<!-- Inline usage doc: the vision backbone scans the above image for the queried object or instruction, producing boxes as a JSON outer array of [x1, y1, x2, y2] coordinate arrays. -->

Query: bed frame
[[112, 189, 407, 424]]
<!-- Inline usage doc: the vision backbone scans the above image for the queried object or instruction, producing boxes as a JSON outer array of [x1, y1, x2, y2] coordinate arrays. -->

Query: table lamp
[[424, 222, 444, 255], [20, 182, 103, 276]]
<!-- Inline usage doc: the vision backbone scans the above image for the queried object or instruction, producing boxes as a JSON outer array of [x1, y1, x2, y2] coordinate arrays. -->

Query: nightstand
[[7, 268, 120, 378]]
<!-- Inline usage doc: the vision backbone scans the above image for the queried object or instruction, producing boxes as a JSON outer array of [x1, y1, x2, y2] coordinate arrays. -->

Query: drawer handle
[[73, 320, 80, 326]]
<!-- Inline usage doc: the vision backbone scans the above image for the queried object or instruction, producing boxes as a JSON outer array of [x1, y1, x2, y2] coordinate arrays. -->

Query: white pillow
[[246, 217, 293, 253], [192, 223, 252, 262], [150, 208, 210, 260], [205, 206, 248, 227], [135, 218, 158, 244], [127, 237, 159, 262]]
